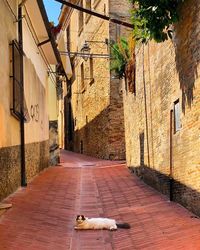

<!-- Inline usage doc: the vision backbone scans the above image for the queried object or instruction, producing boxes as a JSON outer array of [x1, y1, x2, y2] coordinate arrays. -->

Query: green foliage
[[110, 38, 130, 79], [130, 0, 185, 43]]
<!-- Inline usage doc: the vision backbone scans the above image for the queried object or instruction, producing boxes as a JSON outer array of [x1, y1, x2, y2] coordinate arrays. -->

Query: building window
[[139, 132, 144, 167], [66, 26, 70, 51], [93, 0, 101, 9], [174, 99, 181, 133], [81, 62, 85, 90], [10, 40, 22, 120], [78, 0, 84, 34], [103, 4, 106, 15], [86, 0, 91, 9], [85, 0, 91, 22], [71, 63, 76, 83], [89, 57, 94, 84]]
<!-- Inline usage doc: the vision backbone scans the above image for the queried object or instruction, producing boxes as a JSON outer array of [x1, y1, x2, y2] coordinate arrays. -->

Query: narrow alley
[[0, 150, 200, 250]]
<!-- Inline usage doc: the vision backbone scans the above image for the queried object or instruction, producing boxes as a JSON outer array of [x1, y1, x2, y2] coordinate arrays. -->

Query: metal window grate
[[10, 40, 30, 122], [10, 40, 22, 120]]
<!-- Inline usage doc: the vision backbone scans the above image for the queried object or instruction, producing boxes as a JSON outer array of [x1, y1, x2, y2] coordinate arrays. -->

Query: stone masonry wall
[[108, 0, 132, 159], [25, 140, 49, 183], [123, 0, 200, 216], [0, 145, 21, 201], [0, 140, 49, 201], [70, 0, 129, 159], [49, 120, 60, 166], [70, 0, 110, 158]]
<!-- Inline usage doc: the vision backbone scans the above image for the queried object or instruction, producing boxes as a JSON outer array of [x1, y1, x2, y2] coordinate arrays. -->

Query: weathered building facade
[[58, 0, 131, 160], [0, 0, 65, 201], [124, 0, 200, 216]]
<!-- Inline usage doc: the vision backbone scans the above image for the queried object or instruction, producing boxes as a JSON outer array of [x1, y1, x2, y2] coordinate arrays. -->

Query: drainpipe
[[169, 109, 173, 201], [19, 0, 28, 7], [18, 6, 26, 187]]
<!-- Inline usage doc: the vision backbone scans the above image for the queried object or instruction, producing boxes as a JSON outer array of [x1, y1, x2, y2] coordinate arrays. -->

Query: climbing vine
[[130, 0, 185, 43]]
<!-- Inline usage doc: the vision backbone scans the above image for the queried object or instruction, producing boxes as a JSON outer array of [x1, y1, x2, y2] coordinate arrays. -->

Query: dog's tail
[[116, 223, 131, 229]]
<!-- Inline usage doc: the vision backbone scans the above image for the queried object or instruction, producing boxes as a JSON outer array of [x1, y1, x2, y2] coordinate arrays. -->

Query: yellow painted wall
[[0, 0, 20, 148], [47, 65, 58, 121], [0, 1, 52, 147]]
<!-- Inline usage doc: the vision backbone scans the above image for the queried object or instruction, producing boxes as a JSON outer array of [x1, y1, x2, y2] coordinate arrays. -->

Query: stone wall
[[124, 0, 200, 216], [0, 145, 21, 201], [67, 0, 131, 159], [70, 2, 111, 158], [0, 140, 49, 201], [49, 120, 59, 166], [107, 0, 132, 160], [25, 140, 49, 182]]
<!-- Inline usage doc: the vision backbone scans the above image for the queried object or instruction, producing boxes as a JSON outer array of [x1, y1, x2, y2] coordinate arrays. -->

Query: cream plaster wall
[[24, 57, 49, 144], [23, 13, 47, 87], [23, 16, 49, 144]]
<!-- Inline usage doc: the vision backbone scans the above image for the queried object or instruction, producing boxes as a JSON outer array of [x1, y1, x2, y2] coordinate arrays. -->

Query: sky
[[43, 0, 62, 25]]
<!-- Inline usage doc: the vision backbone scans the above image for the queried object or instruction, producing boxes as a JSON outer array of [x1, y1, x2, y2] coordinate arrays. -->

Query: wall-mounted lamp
[[60, 39, 110, 59], [80, 42, 91, 61]]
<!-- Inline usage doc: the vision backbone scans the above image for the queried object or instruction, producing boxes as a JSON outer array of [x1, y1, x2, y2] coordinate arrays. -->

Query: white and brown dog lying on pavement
[[74, 215, 131, 231]]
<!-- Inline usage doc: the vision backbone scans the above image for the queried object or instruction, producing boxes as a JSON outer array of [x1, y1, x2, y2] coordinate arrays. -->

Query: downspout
[[169, 109, 173, 201], [19, 0, 28, 7], [142, 44, 150, 167], [18, 6, 26, 187]]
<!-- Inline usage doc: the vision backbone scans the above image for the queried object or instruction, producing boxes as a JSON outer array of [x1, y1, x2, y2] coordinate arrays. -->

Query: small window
[[89, 57, 94, 82], [93, 0, 100, 9], [103, 4, 106, 15], [66, 26, 70, 51], [78, 0, 84, 34], [80, 63, 85, 89], [71, 63, 76, 83], [174, 99, 181, 133], [85, 0, 91, 22], [80, 140, 83, 154], [139, 132, 144, 167], [86, 0, 91, 9], [10, 40, 22, 120], [10, 40, 30, 122]]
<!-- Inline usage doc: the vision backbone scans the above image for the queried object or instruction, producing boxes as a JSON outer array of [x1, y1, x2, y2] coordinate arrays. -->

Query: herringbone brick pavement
[[0, 150, 200, 250]]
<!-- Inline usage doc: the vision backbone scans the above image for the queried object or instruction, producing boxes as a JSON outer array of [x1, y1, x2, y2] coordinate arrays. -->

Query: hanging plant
[[110, 37, 130, 79], [130, 0, 185, 43], [110, 37, 136, 93]]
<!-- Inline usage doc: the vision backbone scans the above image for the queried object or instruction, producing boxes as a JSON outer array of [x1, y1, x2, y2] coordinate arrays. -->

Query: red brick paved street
[[0, 150, 200, 250]]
